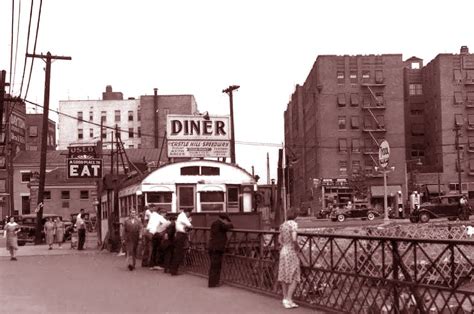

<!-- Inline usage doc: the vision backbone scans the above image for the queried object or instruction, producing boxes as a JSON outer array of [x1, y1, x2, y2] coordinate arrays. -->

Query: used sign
[[67, 158, 103, 178]]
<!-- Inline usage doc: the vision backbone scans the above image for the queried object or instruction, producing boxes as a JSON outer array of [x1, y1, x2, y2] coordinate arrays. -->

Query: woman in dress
[[277, 209, 301, 309], [54, 217, 65, 248], [44, 217, 55, 250], [3, 216, 20, 260]]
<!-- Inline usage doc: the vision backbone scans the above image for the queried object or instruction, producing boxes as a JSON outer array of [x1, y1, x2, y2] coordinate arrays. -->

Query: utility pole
[[0, 71, 6, 137], [454, 125, 462, 194], [27, 52, 71, 244], [222, 85, 239, 164]]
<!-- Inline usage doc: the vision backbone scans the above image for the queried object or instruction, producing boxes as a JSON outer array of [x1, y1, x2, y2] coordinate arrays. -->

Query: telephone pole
[[222, 85, 239, 164], [27, 52, 71, 244], [454, 125, 462, 194]]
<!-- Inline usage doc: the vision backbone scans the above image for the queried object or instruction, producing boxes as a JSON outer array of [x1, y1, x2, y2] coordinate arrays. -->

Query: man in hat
[[208, 213, 234, 287], [123, 208, 143, 271], [169, 208, 193, 276]]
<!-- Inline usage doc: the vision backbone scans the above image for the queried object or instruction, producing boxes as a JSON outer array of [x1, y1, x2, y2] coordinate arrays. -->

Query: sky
[[1, 0, 474, 183]]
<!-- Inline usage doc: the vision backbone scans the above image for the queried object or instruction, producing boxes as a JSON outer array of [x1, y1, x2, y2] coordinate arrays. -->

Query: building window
[[137, 127, 141, 138], [352, 160, 361, 174], [349, 71, 357, 83], [78, 129, 83, 140], [350, 116, 359, 129], [411, 123, 425, 136], [128, 110, 134, 121], [89, 129, 94, 138], [455, 114, 464, 126], [338, 116, 346, 130], [29, 126, 38, 137], [375, 70, 384, 83], [467, 92, 474, 104], [61, 191, 70, 199], [351, 138, 360, 153], [227, 186, 240, 213], [470, 159, 474, 172], [339, 160, 348, 176], [129, 128, 134, 138], [22, 195, 30, 214], [350, 94, 359, 106], [137, 144, 141, 149], [376, 115, 385, 129], [468, 114, 474, 128], [410, 109, 424, 116], [454, 69, 462, 82], [200, 191, 224, 212], [411, 143, 425, 158], [80, 190, 89, 199], [363, 115, 372, 129], [469, 136, 474, 150], [28, 145, 37, 151], [338, 139, 347, 153], [101, 129, 107, 139], [44, 191, 51, 199], [375, 93, 384, 106], [101, 111, 107, 122], [77, 111, 83, 122], [62, 201, 69, 208], [337, 93, 346, 107], [409, 84, 423, 96], [337, 71, 344, 83], [128, 145, 134, 148], [115, 110, 121, 122], [137, 109, 141, 121], [89, 111, 93, 121], [21, 172, 32, 183]]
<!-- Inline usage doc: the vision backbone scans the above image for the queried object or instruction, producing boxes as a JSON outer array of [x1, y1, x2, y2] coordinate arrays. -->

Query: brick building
[[25, 113, 56, 151]]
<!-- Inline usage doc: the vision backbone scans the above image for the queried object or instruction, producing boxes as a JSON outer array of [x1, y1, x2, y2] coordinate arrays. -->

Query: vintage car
[[17, 214, 63, 246], [329, 206, 381, 222], [409, 194, 471, 223]]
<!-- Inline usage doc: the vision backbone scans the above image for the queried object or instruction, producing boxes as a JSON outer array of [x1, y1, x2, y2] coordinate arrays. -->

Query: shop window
[[201, 166, 220, 176], [351, 138, 360, 153], [200, 191, 224, 211], [80, 191, 89, 199], [43, 191, 51, 200], [338, 116, 346, 130], [350, 116, 359, 129], [455, 114, 464, 126], [337, 93, 346, 107], [338, 139, 347, 153], [454, 92, 463, 105], [181, 166, 200, 175], [227, 186, 240, 212], [61, 191, 70, 199], [350, 94, 359, 106], [454, 69, 462, 82]]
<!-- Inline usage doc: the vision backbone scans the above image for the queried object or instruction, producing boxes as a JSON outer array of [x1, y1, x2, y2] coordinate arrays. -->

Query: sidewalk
[[0, 238, 97, 258]]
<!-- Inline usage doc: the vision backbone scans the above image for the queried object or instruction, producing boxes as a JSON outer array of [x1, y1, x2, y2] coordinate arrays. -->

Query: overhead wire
[[11, 0, 22, 94], [24, 0, 43, 100], [19, 0, 35, 96], [9, 0, 15, 94]]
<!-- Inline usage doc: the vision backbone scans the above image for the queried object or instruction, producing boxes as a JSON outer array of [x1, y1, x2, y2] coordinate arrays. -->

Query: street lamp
[[222, 85, 240, 164], [375, 165, 395, 222]]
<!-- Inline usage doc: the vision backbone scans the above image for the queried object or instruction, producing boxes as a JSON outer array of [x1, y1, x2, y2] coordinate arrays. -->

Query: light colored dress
[[277, 220, 301, 284], [5, 222, 19, 251], [44, 221, 55, 245], [55, 221, 65, 243]]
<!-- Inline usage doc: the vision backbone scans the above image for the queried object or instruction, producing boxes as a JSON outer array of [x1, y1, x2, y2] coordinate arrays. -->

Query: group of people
[[43, 216, 66, 250]]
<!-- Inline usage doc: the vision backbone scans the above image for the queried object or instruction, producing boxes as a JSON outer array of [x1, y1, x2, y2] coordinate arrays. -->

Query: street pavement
[[0, 246, 322, 314]]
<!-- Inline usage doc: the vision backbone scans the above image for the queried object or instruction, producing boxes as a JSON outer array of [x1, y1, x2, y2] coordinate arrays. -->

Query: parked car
[[409, 194, 471, 223], [330, 206, 381, 222], [17, 214, 62, 246]]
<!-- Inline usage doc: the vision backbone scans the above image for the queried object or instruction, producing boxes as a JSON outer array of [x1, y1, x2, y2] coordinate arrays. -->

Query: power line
[[19, 0, 35, 96], [24, 0, 43, 100], [9, 0, 15, 94], [11, 0, 22, 94]]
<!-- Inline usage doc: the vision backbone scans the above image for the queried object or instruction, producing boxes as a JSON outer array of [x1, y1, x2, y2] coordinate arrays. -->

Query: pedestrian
[[123, 208, 143, 271], [169, 208, 192, 276], [277, 209, 301, 309], [155, 208, 171, 268], [162, 215, 176, 273], [141, 207, 153, 267], [44, 217, 55, 250], [208, 213, 233, 288], [76, 209, 87, 250], [54, 217, 65, 248], [460, 195, 469, 220], [3, 216, 20, 261]]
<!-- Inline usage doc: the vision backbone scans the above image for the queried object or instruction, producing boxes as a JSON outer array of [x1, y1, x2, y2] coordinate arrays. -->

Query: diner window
[[338, 139, 347, 153], [200, 191, 224, 211], [338, 116, 346, 130], [181, 166, 200, 175], [80, 191, 89, 199], [61, 191, 70, 199], [350, 94, 359, 106], [201, 166, 220, 175], [29, 126, 38, 137], [128, 110, 134, 121], [147, 191, 173, 212], [77, 111, 83, 121], [337, 93, 346, 107], [115, 110, 121, 122], [227, 186, 240, 212]]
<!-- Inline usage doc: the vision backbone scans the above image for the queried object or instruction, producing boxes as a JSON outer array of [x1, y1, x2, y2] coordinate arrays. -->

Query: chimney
[[460, 46, 469, 54], [102, 85, 124, 100]]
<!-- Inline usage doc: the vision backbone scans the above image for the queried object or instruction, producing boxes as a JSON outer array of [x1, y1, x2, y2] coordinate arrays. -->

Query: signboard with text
[[378, 140, 390, 168], [67, 158, 103, 179], [166, 115, 231, 158]]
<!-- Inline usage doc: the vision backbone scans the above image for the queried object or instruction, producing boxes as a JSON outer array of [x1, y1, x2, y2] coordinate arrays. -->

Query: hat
[[218, 213, 230, 221]]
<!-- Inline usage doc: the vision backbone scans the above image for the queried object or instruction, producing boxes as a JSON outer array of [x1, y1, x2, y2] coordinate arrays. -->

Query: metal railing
[[185, 228, 474, 314]]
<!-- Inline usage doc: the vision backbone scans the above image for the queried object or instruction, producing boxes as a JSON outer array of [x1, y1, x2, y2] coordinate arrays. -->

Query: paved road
[[0, 250, 321, 314]]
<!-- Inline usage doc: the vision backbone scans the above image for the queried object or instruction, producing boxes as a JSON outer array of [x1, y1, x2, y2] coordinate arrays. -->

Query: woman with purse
[[277, 209, 301, 309]]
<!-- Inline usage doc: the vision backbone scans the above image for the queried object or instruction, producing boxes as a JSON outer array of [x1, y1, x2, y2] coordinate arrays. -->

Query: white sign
[[166, 115, 231, 141], [67, 159, 103, 178], [167, 140, 230, 158], [378, 140, 390, 168]]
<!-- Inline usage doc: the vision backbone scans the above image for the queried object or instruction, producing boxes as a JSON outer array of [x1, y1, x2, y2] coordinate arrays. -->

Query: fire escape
[[361, 69, 386, 176]]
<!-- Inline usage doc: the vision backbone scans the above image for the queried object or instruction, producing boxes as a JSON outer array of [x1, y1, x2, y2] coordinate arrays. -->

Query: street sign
[[67, 158, 103, 178], [378, 140, 390, 168]]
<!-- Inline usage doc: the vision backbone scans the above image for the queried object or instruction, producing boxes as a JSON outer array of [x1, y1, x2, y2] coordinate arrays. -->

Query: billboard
[[166, 115, 231, 158], [67, 158, 103, 179]]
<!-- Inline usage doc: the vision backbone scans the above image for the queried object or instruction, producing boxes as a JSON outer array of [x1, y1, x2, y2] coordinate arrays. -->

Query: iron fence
[[185, 227, 474, 314]]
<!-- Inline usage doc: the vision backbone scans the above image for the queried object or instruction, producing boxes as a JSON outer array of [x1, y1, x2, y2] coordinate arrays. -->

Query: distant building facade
[[25, 113, 56, 151]]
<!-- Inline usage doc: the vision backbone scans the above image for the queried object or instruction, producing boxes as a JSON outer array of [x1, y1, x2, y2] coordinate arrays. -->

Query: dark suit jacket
[[123, 217, 143, 242], [208, 219, 233, 252]]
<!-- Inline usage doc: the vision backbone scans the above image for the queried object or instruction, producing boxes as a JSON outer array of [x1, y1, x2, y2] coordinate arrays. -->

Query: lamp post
[[404, 158, 423, 202], [222, 85, 240, 164], [375, 166, 395, 222]]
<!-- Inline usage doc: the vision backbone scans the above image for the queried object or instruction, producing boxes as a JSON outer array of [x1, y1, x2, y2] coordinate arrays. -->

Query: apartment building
[[285, 54, 407, 214], [25, 114, 56, 151], [57, 86, 197, 154]]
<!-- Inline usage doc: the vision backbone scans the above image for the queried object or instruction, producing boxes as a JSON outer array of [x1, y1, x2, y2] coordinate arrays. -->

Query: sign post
[[378, 140, 391, 222]]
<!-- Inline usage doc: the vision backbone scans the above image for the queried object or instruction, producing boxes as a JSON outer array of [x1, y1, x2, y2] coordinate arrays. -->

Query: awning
[[425, 184, 445, 194], [370, 185, 402, 197]]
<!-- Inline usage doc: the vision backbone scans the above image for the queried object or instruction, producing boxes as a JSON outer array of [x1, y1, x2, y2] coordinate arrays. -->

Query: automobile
[[317, 207, 332, 219], [409, 194, 471, 223], [17, 214, 62, 246], [330, 206, 381, 222]]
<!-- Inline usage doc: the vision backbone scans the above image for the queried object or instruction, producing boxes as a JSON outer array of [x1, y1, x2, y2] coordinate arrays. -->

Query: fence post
[[391, 240, 400, 313]]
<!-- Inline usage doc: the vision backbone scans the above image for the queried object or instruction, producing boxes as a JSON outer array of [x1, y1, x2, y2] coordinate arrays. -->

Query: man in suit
[[208, 213, 234, 288], [123, 209, 143, 271]]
